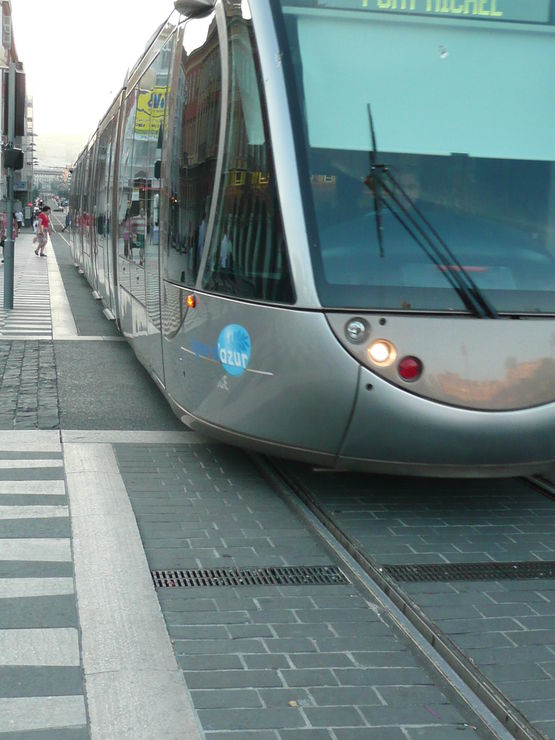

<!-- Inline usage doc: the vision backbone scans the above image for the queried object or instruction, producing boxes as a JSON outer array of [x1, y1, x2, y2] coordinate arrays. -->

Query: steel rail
[[251, 454, 548, 740]]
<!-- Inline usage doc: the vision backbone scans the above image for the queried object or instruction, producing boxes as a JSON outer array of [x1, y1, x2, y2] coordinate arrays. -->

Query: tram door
[[117, 40, 173, 382], [91, 114, 117, 312], [161, 13, 221, 402]]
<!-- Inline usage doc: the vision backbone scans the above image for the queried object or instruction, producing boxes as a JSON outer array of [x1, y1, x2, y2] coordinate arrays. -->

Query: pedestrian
[[34, 205, 52, 257], [32, 208, 39, 233], [0, 213, 18, 264], [61, 211, 71, 232], [15, 208, 23, 230]]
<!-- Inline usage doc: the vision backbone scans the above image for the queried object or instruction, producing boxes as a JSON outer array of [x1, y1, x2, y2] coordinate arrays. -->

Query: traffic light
[[2, 69, 26, 137], [4, 147, 24, 170]]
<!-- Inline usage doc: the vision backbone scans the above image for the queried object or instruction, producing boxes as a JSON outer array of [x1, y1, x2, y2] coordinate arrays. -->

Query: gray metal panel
[[163, 293, 358, 454], [326, 314, 555, 411], [249, 2, 321, 308], [340, 365, 555, 476]]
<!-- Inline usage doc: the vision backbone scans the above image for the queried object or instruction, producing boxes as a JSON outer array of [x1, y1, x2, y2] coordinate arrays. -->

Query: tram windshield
[[276, 1, 555, 314]]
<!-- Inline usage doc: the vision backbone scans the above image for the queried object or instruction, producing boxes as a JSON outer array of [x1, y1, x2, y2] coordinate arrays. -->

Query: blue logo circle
[[217, 325, 251, 377]]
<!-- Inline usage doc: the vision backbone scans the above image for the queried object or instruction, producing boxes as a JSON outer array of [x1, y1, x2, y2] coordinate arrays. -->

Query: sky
[[11, 0, 177, 167]]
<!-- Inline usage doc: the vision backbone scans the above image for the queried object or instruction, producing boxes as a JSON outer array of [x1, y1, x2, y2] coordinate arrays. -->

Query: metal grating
[[152, 565, 348, 588], [384, 561, 555, 583]]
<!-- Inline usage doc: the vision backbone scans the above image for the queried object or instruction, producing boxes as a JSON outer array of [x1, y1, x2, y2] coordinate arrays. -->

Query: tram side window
[[125, 55, 170, 269], [165, 14, 221, 287], [117, 89, 139, 261], [202, 16, 294, 304], [81, 153, 91, 254], [93, 119, 114, 249]]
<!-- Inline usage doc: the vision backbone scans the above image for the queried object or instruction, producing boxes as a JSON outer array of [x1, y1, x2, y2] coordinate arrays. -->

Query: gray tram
[[70, 0, 555, 477]]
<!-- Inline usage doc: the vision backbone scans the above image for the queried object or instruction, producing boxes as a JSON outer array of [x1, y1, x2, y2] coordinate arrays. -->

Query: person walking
[[61, 211, 71, 232], [15, 209, 23, 230], [34, 205, 52, 257], [0, 212, 18, 264]]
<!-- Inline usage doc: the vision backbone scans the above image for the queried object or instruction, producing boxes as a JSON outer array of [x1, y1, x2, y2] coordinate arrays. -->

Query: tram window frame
[[201, 10, 295, 305], [92, 117, 115, 253], [81, 150, 92, 257], [116, 87, 140, 266], [163, 12, 222, 289], [124, 57, 169, 274]]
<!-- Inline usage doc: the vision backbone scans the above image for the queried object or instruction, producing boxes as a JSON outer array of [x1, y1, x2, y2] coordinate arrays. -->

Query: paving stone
[[376, 686, 447, 706], [244, 655, 291, 670], [0, 595, 78, 628], [289, 653, 354, 669], [177, 654, 243, 671], [205, 733, 278, 740], [198, 707, 307, 731], [257, 688, 313, 708], [0, 667, 84, 698], [304, 706, 365, 727], [360, 703, 468, 726], [280, 669, 339, 688], [191, 689, 263, 709], [496, 680, 555, 701], [280, 731, 332, 739], [0, 729, 89, 740], [333, 729, 406, 739], [183, 670, 283, 690], [173, 638, 267, 655]]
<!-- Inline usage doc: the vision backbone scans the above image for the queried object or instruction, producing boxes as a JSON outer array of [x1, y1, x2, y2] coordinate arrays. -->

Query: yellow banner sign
[[135, 86, 167, 137]]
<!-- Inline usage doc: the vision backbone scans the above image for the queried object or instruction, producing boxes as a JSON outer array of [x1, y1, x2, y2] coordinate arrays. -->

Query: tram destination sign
[[309, 0, 552, 23]]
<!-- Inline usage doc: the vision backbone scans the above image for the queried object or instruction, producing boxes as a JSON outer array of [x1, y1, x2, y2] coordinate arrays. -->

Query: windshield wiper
[[364, 104, 498, 319], [367, 105, 385, 259]]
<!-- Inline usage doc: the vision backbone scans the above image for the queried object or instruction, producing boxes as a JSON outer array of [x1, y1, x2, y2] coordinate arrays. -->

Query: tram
[[69, 0, 555, 477]]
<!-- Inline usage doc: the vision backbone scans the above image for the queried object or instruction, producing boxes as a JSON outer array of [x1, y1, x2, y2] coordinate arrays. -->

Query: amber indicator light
[[186, 294, 196, 309]]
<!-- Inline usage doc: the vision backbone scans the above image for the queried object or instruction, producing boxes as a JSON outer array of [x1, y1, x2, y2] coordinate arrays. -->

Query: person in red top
[[34, 206, 52, 257]]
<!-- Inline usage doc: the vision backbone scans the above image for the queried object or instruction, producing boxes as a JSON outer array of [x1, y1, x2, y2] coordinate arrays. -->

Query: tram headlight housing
[[368, 339, 397, 367], [345, 318, 370, 344]]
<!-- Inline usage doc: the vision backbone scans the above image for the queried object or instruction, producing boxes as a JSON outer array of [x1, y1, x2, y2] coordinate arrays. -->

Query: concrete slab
[[0, 578, 74, 597], [0, 695, 86, 732], [64, 442, 202, 739], [0, 628, 80, 666], [0, 538, 71, 561]]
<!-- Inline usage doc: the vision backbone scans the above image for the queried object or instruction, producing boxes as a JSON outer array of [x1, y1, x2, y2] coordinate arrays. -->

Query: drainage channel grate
[[152, 565, 348, 588], [384, 561, 555, 582]]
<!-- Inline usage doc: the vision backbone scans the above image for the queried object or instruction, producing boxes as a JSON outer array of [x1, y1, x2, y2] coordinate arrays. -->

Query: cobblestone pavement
[[0, 342, 59, 430], [115, 443, 481, 739]]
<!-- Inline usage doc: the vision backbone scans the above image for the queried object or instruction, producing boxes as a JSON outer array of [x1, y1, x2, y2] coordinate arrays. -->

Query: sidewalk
[[0, 233, 202, 738]]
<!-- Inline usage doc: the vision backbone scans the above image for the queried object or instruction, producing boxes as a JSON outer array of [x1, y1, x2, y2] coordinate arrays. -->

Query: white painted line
[[0, 628, 80, 666], [61, 430, 204, 444], [0, 460, 63, 469], [46, 234, 78, 338], [0, 695, 86, 733], [65, 443, 202, 739], [0, 538, 72, 562], [0, 431, 60, 451], [0, 577, 74, 597], [55, 336, 126, 342], [0, 505, 68, 520], [0, 480, 65, 495]]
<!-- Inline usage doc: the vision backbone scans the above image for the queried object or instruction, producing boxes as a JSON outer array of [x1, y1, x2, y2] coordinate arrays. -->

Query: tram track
[[251, 454, 553, 740]]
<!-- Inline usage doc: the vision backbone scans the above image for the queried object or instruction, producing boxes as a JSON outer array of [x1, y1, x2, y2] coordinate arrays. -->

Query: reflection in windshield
[[311, 148, 554, 312], [279, 6, 555, 313]]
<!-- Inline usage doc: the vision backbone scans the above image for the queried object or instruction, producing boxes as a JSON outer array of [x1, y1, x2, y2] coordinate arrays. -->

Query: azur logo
[[217, 325, 251, 377]]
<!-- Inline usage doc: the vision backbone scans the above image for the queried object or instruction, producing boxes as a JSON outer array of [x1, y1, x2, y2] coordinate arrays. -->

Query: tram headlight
[[368, 339, 397, 367], [345, 318, 370, 344]]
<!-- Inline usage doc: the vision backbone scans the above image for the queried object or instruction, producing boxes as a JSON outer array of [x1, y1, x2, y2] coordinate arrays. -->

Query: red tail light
[[398, 356, 423, 382]]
